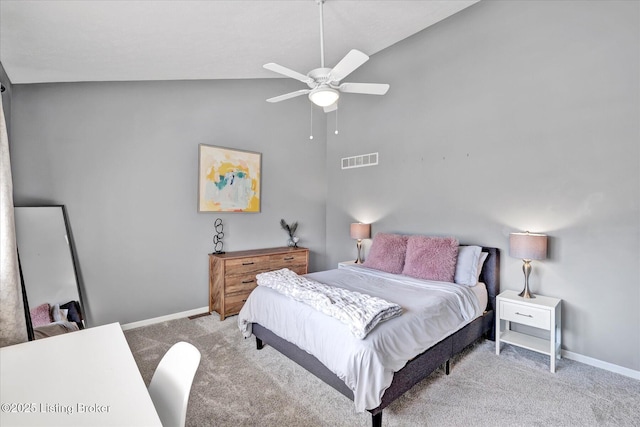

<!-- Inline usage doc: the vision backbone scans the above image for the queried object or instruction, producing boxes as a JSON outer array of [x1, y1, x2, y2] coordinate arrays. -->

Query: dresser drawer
[[500, 301, 550, 330], [289, 265, 308, 276], [225, 274, 259, 295], [224, 293, 251, 316], [269, 252, 308, 271], [225, 257, 270, 276]]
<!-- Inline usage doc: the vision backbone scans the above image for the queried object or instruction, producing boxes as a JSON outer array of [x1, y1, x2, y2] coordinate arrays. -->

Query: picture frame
[[198, 144, 262, 213]]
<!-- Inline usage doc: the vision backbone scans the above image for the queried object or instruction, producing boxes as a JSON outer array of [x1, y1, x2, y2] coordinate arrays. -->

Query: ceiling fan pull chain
[[335, 108, 339, 135], [309, 102, 314, 140], [318, 0, 325, 68]]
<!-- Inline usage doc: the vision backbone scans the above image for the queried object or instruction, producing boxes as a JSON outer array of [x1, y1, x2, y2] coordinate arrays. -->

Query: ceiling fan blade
[[266, 89, 310, 103], [264, 63, 312, 84], [323, 103, 338, 113], [329, 49, 369, 82], [339, 82, 390, 95]]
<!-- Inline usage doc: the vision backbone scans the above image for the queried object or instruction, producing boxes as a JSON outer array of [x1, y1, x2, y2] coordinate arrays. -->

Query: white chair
[[148, 341, 201, 427]]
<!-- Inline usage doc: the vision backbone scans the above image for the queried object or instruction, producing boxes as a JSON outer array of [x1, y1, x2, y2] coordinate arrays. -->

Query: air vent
[[341, 152, 378, 170]]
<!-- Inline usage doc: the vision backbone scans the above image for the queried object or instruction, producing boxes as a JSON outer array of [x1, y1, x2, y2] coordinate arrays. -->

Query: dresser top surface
[[209, 246, 308, 260]]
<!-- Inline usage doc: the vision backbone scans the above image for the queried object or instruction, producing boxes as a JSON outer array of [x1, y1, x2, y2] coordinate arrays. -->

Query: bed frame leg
[[256, 337, 264, 350], [445, 359, 451, 375], [372, 412, 382, 427]]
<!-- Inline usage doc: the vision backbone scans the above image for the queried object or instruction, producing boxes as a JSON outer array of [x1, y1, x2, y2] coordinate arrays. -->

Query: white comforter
[[255, 268, 402, 339], [238, 264, 482, 412]]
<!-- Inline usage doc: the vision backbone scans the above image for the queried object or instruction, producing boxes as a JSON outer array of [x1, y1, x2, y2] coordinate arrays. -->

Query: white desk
[[0, 323, 161, 426]]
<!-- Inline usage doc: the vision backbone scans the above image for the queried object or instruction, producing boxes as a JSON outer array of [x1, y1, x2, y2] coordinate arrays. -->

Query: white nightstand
[[495, 290, 562, 372], [338, 260, 357, 268]]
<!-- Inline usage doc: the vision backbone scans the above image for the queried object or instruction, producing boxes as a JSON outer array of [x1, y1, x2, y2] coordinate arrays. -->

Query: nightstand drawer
[[500, 301, 550, 330]]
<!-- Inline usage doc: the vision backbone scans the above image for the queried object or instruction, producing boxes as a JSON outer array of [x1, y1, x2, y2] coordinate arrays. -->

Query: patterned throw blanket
[[256, 268, 402, 339]]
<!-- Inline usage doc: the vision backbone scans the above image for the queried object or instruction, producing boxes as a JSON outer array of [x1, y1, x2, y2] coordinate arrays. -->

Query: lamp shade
[[309, 87, 339, 107], [509, 232, 547, 260], [350, 223, 371, 240]]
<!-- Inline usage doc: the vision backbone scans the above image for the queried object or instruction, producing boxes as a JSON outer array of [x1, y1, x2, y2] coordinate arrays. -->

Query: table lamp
[[509, 232, 547, 298], [350, 223, 371, 263]]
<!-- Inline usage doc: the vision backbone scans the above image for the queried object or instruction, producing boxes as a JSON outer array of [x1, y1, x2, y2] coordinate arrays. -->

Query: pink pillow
[[30, 303, 52, 327], [402, 236, 459, 282], [363, 233, 408, 274]]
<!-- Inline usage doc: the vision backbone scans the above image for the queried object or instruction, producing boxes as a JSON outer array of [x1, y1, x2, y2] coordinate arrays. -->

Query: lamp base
[[518, 287, 535, 299], [519, 259, 535, 299], [355, 240, 364, 264]]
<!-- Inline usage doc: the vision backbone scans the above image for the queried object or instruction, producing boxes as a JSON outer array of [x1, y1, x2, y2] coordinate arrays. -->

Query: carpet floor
[[124, 314, 640, 427]]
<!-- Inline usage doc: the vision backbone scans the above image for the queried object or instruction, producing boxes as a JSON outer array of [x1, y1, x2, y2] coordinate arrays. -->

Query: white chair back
[[148, 341, 201, 427]]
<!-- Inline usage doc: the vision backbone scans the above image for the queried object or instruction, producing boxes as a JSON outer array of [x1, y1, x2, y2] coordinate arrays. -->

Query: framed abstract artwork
[[198, 144, 262, 213]]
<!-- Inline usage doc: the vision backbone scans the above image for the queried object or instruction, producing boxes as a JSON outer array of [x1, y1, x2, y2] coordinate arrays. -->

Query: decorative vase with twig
[[280, 219, 299, 247]]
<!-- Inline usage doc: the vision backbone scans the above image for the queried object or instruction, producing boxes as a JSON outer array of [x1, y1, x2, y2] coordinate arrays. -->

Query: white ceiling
[[0, 0, 478, 85]]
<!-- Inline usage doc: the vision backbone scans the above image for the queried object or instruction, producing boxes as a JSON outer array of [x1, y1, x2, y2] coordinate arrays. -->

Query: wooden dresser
[[209, 246, 309, 320]]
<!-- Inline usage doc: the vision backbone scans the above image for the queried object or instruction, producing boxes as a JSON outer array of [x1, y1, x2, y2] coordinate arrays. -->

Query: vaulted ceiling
[[0, 0, 478, 84]]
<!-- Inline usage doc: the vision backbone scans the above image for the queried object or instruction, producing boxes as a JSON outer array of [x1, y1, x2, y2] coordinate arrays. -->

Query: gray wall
[[325, 0, 639, 371], [9, 78, 328, 326]]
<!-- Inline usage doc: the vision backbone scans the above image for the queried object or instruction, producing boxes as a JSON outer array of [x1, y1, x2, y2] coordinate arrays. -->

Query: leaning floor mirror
[[14, 205, 86, 340]]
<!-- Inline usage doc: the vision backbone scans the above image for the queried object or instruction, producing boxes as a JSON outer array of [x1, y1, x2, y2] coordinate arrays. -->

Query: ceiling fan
[[263, 0, 390, 113]]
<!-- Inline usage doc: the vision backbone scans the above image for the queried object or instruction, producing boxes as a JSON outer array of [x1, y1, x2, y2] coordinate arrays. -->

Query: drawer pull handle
[[242, 279, 255, 284], [515, 312, 533, 318], [242, 299, 247, 303], [284, 257, 294, 261], [242, 262, 255, 266]]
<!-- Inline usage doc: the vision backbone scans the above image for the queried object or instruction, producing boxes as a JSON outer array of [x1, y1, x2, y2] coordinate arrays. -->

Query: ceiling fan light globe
[[309, 87, 339, 107]]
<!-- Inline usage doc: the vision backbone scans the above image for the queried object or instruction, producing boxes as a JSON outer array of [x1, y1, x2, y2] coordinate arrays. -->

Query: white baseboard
[[120, 306, 210, 331], [562, 350, 640, 380]]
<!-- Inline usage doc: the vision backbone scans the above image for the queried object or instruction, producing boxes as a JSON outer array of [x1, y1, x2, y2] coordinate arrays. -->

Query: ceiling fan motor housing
[[307, 68, 335, 88]]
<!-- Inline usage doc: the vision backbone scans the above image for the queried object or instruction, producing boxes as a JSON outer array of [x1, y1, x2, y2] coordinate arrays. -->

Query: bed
[[238, 235, 499, 427], [29, 300, 84, 339]]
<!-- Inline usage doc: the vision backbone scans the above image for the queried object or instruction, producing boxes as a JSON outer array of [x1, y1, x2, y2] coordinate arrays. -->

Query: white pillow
[[455, 245, 483, 286], [50, 304, 69, 322]]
